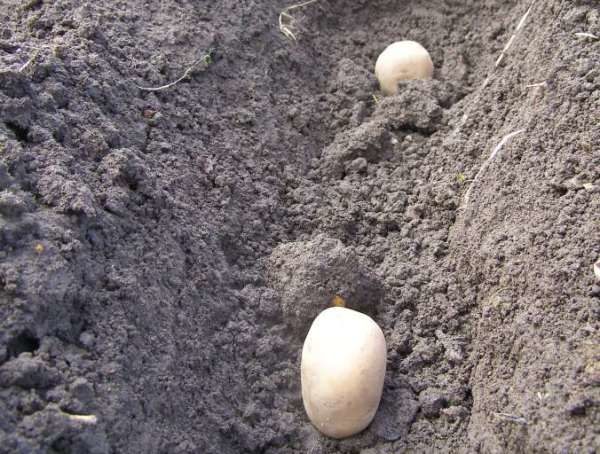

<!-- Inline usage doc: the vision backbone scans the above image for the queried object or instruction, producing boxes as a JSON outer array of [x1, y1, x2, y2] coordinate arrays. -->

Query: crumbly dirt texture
[[0, 0, 598, 452]]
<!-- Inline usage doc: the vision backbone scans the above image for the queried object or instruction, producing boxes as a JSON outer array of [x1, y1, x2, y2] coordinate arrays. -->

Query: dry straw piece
[[279, 0, 319, 41], [462, 129, 525, 209], [451, 0, 538, 138], [575, 32, 598, 40], [64, 413, 98, 424], [135, 51, 213, 92]]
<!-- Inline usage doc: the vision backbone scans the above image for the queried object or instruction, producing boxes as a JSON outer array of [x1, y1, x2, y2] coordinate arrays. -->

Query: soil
[[0, 0, 598, 452]]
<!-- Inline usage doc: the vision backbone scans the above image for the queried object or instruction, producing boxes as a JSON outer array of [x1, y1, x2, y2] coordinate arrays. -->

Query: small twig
[[493, 412, 528, 425], [18, 50, 39, 72], [575, 32, 598, 40], [279, 0, 319, 41], [66, 414, 98, 424], [463, 129, 525, 207], [136, 51, 213, 92], [452, 1, 537, 137], [488, 287, 511, 302], [59, 411, 98, 424], [494, 1, 536, 67], [0, 49, 40, 74], [525, 81, 546, 88]]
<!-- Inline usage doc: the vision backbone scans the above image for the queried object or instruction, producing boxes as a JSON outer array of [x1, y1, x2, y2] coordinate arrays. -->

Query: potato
[[301, 307, 386, 438], [375, 40, 433, 95]]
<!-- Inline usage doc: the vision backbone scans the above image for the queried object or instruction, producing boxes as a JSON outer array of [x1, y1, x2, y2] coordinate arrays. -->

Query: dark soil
[[0, 0, 598, 452]]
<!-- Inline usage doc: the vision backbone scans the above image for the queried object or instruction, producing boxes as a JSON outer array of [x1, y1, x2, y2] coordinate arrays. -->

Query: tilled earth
[[0, 0, 599, 452]]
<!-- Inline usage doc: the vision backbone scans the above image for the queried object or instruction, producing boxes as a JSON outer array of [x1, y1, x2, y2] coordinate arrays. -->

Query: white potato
[[375, 40, 433, 95], [301, 307, 386, 439]]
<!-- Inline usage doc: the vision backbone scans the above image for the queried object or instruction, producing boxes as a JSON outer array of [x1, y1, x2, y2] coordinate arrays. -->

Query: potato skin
[[301, 307, 386, 439], [375, 41, 433, 95]]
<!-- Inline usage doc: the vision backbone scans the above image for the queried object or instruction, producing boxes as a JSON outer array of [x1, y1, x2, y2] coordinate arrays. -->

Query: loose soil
[[0, 0, 598, 452]]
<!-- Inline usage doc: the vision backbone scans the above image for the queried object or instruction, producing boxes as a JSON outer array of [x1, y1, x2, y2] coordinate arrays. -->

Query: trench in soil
[[1, 0, 598, 453]]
